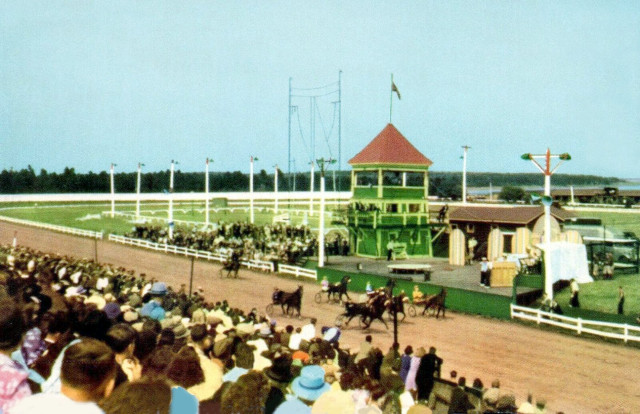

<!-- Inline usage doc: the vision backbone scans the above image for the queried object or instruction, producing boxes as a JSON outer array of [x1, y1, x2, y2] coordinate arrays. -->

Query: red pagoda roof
[[348, 124, 433, 167]]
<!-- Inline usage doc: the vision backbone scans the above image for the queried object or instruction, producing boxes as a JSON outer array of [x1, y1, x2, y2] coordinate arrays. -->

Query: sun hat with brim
[[173, 323, 190, 340], [85, 295, 106, 310], [406, 404, 432, 414], [150, 282, 168, 296], [274, 398, 311, 414], [311, 387, 355, 414], [123, 310, 139, 323], [517, 401, 536, 414], [291, 365, 331, 402]]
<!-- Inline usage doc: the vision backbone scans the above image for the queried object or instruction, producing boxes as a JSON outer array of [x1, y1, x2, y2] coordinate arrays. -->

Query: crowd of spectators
[[126, 222, 324, 265], [0, 244, 549, 414]]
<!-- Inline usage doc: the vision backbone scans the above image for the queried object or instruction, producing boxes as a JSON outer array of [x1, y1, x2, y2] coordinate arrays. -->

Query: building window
[[408, 204, 421, 213], [355, 171, 378, 187], [386, 204, 398, 213], [383, 171, 403, 186], [404, 172, 424, 187], [466, 224, 475, 234]]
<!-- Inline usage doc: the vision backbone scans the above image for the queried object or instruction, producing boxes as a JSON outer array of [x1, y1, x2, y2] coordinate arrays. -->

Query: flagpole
[[389, 73, 393, 123]]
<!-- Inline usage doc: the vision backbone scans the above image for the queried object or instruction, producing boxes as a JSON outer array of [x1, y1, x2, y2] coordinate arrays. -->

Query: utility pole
[[316, 157, 336, 267], [136, 162, 144, 220], [462, 146, 470, 204], [110, 163, 117, 218], [522, 149, 571, 299]]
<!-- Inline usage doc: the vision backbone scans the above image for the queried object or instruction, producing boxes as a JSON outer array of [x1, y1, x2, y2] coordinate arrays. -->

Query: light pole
[[110, 163, 117, 218], [205, 158, 213, 226], [168, 160, 178, 239], [136, 163, 144, 220], [461, 146, 470, 204], [309, 161, 315, 217], [522, 149, 571, 299], [316, 157, 336, 267], [250, 156, 259, 224], [274, 164, 279, 214], [292, 159, 297, 192]]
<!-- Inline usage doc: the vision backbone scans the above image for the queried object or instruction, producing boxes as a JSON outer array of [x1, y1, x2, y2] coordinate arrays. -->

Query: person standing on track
[[480, 257, 492, 288], [570, 278, 580, 308]]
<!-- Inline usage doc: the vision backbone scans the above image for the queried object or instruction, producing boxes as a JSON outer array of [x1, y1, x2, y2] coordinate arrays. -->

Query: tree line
[[0, 166, 624, 196]]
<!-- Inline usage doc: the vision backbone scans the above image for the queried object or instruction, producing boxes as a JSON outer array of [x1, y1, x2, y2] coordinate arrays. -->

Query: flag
[[392, 81, 401, 100]]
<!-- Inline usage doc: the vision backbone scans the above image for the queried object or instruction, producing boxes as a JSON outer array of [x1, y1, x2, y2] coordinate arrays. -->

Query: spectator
[[100, 377, 171, 414], [448, 377, 473, 414], [415, 346, 442, 402], [0, 298, 31, 412], [569, 279, 580, 308], [140, 283, 168, 321], [618, 286, 625, 315], [10, 338, 117, 414], [399, 345, 413, 383], [105, 323, 139, 387]]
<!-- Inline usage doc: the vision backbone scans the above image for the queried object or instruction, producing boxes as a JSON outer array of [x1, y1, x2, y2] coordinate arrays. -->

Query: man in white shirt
[[300, 318, 317, 342], [10, 339, 117, 414]]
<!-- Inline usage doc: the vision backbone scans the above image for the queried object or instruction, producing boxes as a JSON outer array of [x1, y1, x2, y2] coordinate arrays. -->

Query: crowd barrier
[[0, 215, 103, 239], [108, 234, 275, 272], [278, 264, 317, 280], [510, 304, 640, 343]]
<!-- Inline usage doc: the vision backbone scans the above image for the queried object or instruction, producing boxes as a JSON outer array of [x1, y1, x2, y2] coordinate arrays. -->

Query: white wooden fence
[[108, 234, 275, 272], [0, 215, 103, 239], [278, 264, 317, 280], [510, 304, 640, 343]]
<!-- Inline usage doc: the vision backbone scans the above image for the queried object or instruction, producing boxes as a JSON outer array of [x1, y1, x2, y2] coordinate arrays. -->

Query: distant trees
[[0, 167, 625, 194], [499, 186, 527, 202]]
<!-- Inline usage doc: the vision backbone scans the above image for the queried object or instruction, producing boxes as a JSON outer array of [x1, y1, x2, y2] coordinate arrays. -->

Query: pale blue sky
[[1, 1, 639, 178]]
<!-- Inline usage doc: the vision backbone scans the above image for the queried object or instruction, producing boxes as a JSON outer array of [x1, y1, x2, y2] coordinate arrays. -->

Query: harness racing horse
[[386, 291, 409, 322], [270, 285, 303, 317], [326, 275, 352, 303], [336, 290, 389, 330], [421, 288, 447, 318]]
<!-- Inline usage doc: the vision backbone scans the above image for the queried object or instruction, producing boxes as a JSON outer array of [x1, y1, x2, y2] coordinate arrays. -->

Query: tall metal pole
[[189, 256, 195, 298], [522, 149, 571, 300], [205, 158, 211, 226], [110, 163, 116, 218], [462, 145, 470, 204], [169, 160, 176, 239], [136, 163, 143, 220], [292, 159, 297, 192], [274, 164, 279, 214], [250, 156, 255, 224], [288, 77, 292, 188], [338, 70, 342, 191], [317, 158, 335, 267], [309, 161, 315, 216]]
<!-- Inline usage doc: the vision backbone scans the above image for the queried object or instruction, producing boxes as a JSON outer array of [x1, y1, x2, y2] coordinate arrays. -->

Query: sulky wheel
[[265, 304, 274, 316], [314, 291, 323, 304], [408, 304, 417, 317]]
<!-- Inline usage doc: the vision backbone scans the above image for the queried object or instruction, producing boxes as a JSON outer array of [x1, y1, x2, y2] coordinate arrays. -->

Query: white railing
[[511, 304, 640, 343], [107, 234, 274, 272], [278, 264, 317, 280], [0, 215, 103, 239]]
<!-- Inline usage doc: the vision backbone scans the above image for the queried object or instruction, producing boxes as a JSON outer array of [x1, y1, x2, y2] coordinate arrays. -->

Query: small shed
[[448, 205, 575, 263]]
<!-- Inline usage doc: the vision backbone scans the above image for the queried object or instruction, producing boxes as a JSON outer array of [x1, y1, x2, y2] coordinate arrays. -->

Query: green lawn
[[574, 209, 640, 237], [0, 201, 347, 236]]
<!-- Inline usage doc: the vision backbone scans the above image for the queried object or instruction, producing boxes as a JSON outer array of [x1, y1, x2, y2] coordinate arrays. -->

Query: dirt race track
[[2, 222, 640, 414]]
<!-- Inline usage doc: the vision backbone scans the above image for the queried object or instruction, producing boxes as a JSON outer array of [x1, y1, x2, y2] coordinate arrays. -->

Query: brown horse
[[422, 288, 447, 318], [278, 285, 303, 317]]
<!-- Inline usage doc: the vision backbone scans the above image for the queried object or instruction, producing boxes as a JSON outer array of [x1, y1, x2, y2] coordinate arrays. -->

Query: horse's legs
[[377, 316, 389, 330]]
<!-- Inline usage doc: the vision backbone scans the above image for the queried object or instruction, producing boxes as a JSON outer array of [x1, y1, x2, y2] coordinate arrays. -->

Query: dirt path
[[2, 222, 639, 413]]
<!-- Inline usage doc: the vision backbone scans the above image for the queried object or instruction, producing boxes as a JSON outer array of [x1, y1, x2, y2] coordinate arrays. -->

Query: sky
[[1, 1, 639, 178]]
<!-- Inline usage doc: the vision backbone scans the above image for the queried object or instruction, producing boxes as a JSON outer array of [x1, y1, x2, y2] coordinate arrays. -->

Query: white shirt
[[9, 392, 104, 414], [300, 323, 316, 341], [288, 332, 303, 350]]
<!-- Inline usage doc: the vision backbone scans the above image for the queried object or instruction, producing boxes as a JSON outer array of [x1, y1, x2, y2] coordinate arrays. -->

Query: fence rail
[[0, 215, 103, 239], [510, 304, 640, 343], [108, 234, 274, 272], [278, 264, 317, 280]]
